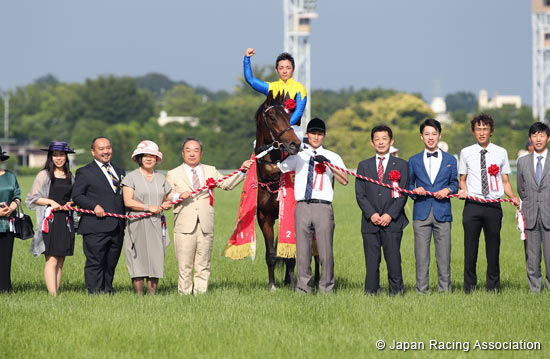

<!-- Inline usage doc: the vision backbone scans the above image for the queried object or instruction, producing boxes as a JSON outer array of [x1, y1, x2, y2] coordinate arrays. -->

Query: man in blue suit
[[408, 119, 458, 293]]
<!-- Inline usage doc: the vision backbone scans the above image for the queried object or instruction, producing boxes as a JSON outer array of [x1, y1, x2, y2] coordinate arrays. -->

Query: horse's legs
[[284, 258, 296, 289], [258, 211, 277, 290]]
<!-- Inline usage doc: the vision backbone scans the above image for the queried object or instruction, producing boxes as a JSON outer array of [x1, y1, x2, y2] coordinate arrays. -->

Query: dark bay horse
[[254, 91, 300, 290]]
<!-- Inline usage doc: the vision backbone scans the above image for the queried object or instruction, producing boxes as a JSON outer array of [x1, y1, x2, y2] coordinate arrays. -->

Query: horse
[[254, 91, 301, 290]]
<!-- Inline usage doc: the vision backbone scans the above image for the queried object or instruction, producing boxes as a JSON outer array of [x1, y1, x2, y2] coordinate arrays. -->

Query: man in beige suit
[[167, 138, 253, 295]]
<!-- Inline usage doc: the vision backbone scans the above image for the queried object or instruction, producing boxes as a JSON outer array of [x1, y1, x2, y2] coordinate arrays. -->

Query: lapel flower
[[488, 164, 499, 176], [389, 170, 401, 181], [284, 99, 296, 113]]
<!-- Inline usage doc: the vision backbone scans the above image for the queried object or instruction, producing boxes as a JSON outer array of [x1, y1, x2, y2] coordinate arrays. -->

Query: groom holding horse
[[269, 118, 348, 293]]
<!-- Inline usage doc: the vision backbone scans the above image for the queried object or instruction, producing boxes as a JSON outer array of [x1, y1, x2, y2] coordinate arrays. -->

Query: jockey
[[244, 48, 307, 140]]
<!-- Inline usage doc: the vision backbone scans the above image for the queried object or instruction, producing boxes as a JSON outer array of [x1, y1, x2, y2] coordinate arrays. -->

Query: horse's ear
[[266, 90, 274, 104], [275, 91, 283, 103]]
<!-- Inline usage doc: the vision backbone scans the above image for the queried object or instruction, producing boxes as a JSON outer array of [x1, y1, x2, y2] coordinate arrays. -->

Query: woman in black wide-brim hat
[[0, 146, 22, 293], [25, 141, 75, 296]]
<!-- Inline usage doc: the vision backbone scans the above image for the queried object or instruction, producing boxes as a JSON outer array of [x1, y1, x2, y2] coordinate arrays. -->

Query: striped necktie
[[480, 149, 489, 197], [192, 168, 200, 190], [377, 156, 385, 182], [104, 164, 120, 192]]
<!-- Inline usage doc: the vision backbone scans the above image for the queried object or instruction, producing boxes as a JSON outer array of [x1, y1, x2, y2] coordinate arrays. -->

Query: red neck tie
[[378, 157, 385, 182]]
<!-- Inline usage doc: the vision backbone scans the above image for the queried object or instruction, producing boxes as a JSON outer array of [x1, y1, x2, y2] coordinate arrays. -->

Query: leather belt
[[297, 199, 332, 205]]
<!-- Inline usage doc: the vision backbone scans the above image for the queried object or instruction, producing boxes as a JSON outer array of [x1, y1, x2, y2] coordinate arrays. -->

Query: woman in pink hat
[[121, 140, 172, 295]]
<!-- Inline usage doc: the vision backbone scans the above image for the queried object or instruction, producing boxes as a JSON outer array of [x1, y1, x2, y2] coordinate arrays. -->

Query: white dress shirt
[[376, 154, 390, 175], [184, 163, 203, 187], [458, 142, 511, 199], [533, 149, 548, 175], [423, 149, 442, 184], [95, 159, 119, 192], [278, 145, 347, 202]]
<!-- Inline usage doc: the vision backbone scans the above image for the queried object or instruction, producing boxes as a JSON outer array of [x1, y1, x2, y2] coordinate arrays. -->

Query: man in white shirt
[[277, 118, 348, 293], [458, 114, 519, 293], [517, 122, 550, 293]]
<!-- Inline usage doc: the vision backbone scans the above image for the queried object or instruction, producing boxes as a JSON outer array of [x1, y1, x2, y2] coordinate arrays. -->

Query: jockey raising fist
[[243, 47, 307, 138]]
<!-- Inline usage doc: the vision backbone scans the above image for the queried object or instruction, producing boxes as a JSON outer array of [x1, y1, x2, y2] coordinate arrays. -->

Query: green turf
[[0, 175, 547, 358]]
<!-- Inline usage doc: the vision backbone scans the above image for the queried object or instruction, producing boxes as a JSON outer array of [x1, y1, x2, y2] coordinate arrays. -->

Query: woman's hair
[[135, 154, 144, 166], [44, 151, 71, 180]]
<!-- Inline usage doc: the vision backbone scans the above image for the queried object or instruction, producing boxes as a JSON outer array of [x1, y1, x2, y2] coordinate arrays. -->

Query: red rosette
[[487, 164, 500, 192], [388, 170, 401, 198], [389, 170, 401, 181], [314, 163, 326, 174], [313, 163, 326, 191], [284, 99, 296, 112], [206, 177, 217, 206], [488, 164, 499, 176]]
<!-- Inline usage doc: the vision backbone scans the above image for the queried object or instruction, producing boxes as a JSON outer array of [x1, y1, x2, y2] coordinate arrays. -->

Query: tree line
[[0, 71, 535, 172]]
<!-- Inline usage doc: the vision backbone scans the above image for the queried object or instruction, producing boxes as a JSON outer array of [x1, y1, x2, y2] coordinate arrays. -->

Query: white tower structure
[[532, 0, 550, 122], [283, 0, 318, 127]]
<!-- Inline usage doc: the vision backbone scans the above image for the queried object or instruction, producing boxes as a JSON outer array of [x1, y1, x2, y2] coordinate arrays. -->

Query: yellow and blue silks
[[243, 56, 307, 126]]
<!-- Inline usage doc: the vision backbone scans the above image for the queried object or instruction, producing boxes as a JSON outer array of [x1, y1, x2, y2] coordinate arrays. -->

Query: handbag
[[11, 207, 34, 240]]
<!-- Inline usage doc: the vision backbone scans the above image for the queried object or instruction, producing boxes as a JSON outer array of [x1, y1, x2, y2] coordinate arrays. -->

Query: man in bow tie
[[408, 119, 458, 293]]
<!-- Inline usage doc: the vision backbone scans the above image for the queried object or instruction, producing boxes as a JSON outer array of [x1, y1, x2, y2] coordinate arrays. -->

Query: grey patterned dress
[[121, 169, 171, 278]]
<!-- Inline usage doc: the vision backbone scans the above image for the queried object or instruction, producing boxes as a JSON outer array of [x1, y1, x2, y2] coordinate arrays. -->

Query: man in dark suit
[[517, 122, 550, 293], [408, 119, 458, 293], [355, 125, 409, 295], [72, 137, 125, 294]]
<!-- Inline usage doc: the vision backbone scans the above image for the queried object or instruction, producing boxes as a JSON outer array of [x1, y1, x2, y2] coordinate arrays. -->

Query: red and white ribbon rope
[[58, 164, 249, 219], [42, 207, 54, 233], [323, 161, 527, 239]]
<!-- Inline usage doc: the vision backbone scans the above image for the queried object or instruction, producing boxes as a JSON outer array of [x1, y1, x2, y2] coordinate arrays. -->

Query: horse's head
[[256, 91, 300, 155]]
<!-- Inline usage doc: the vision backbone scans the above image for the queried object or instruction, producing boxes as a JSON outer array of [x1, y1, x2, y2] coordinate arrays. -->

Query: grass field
[[1, 175, 547, 358]]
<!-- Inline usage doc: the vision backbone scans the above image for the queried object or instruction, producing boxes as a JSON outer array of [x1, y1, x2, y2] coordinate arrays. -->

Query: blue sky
[[0, 0, 531, 104]]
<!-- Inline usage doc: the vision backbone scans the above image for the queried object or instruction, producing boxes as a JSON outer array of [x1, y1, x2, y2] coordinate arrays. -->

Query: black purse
[[12, 207, 34, 240]]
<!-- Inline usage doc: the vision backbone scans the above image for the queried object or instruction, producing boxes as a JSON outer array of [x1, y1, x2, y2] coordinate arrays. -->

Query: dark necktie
[[536, 155, 543, 185], [104, 164, 119, 192], [304, 151, 316, 200], [377, 156, 385, 182], [480, 149, 489, 197], [427, 152, 438, 158]]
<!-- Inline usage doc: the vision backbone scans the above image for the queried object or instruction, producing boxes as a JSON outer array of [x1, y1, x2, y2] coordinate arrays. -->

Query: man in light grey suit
[[517, 122, 550, 293]]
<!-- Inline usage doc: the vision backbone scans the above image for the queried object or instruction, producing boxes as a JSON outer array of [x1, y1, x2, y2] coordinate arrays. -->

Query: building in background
[[283, 0, 318, 128], [429, 97, 452, 125], [478, 89, 522, 110], [532, 0, 550, 122], [157, 111, 199, 127]]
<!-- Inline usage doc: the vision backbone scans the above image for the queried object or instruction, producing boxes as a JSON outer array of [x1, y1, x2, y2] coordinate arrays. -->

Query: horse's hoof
[[269, 284, 277, 292]]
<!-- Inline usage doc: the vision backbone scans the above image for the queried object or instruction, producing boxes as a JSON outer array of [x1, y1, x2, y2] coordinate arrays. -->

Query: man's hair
[[371, 125, 393, 140], [182, 137, 203, 151], [528, 122, 550, 137], [275, 52, 295, 70], [471, 113, 494, 131], [91, 136, 109, 149], [420, 118, 441, 134]]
